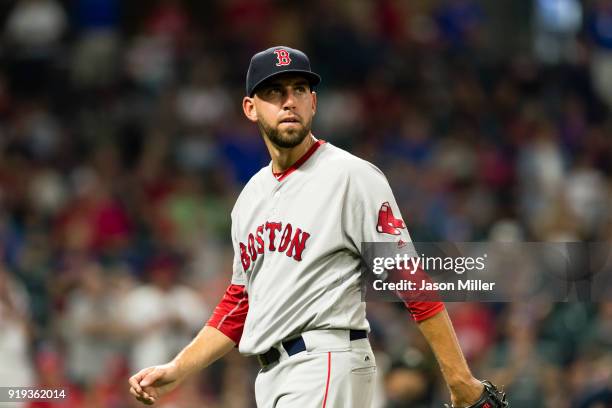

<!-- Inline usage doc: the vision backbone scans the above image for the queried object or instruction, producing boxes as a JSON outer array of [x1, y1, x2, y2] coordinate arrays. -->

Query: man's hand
[[447, 379, 508, 408], [414, 310, 509, 407], [449, 377, 484, 407], [127, 326, 237, 405], [128, 362, 182, 405]]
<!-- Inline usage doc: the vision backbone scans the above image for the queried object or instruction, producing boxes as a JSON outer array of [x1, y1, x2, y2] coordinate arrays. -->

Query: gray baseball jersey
[[230, 139, 414, 355]]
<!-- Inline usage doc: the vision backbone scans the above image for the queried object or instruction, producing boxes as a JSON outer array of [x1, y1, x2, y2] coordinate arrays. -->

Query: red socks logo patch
[[376, 202, 406, 235]]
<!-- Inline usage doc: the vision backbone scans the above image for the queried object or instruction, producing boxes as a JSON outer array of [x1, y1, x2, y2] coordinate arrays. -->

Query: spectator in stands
[[120, 254, 208, 371], [61, 261, 127, 386], [0, 267, 35, 407]]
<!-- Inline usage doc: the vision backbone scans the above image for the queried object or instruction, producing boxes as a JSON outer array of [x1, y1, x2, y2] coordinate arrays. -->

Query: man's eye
[[296, 87, 307, 94]]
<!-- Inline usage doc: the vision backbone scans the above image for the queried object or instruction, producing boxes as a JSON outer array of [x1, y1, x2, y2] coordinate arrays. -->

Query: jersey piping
[[272, 139, 326, 181]]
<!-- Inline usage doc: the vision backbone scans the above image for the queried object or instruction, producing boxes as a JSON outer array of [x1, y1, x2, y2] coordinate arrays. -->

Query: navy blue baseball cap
[[246, 46, 321, 97]]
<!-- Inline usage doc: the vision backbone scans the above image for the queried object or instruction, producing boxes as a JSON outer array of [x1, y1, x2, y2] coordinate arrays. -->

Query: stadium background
[[0, 0, 610, 407]]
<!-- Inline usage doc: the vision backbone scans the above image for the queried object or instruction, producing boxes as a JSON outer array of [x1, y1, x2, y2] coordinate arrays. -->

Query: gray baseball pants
[[254, 329, 377, 408]]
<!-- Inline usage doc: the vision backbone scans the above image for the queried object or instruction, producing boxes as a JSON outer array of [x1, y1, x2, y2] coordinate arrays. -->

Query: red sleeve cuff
[[206, 284, 249, 344], [406, 301, 445, 322], [392, 265, 445, 322]]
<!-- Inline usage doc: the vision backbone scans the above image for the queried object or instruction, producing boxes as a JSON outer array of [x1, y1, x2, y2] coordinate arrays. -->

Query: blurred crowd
[[0, 0, 611, 407]]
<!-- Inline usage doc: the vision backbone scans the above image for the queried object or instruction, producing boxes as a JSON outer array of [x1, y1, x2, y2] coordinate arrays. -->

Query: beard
[[258, 116, 312, 148]]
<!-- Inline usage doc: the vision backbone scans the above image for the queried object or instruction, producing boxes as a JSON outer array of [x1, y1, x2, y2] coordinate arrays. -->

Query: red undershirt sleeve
[[206, 284, 249, 344], [406, 300, 445, 322], [393, 265, 445, 322]]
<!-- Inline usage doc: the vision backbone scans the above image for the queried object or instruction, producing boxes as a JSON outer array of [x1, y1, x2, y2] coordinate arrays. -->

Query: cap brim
[[249, 70, 321, 96]]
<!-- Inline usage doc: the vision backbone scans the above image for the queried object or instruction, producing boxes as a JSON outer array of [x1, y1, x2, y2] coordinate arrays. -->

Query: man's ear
[[311, 91, 317, 117], [243, 96, 258, 122]]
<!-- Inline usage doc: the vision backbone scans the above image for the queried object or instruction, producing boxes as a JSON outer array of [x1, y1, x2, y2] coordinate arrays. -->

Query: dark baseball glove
[[444, 380, 508, 408]]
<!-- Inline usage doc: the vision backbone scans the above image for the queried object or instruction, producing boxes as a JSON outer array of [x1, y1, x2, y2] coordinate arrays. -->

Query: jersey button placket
[[269, 189, 281, 217]]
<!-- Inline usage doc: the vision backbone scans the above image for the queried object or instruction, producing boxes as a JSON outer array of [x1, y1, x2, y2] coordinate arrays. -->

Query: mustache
[[278, 114, 302, 124]]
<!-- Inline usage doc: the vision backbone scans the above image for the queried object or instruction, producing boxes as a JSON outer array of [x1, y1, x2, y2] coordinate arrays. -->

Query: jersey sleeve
[[230, 208, 248, 286], [342, 160, 444, 322], [342, 161, 416, 252]]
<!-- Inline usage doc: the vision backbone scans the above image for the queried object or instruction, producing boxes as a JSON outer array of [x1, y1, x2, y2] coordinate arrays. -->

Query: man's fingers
[[129, 367, 162, 405], [141, 392, 156, 405], [140, 368, 163, 387], [129, 367, 154, 393], [129, 386, 146, 400], [138, 395, 155, 405], [129, 376, 143, 394], [130, 387, 156, 405]]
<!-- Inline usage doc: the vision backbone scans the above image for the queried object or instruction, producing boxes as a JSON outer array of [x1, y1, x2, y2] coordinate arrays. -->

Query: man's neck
[[265, 133, 316, 173]]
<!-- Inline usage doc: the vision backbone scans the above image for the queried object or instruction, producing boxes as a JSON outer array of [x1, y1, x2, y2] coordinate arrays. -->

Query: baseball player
[[129, 46, 508, 408]]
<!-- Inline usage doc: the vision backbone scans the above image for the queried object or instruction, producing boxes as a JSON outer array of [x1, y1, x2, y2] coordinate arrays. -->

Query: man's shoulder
[[320, 143, 385, 179], [245, 164, 271, 187], [231, 165, 270, 216]]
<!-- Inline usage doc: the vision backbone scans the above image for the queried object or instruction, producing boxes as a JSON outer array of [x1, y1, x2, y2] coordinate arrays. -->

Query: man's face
[[244, 74, 317, 148]]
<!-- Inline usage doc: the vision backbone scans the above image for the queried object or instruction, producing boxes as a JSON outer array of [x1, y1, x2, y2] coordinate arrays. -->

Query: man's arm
[[172, 325, 236, 379], [417, 308, 484, 407], [129, 283, 248, 405], [129, 326, 235, 405]]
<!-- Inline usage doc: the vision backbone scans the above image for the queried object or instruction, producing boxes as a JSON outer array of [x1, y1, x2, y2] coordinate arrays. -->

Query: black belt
[[256, 329, 368, 369]]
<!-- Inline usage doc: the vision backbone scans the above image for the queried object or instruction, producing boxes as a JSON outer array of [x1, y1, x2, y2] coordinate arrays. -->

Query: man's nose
[[281, 89, 298, 109]]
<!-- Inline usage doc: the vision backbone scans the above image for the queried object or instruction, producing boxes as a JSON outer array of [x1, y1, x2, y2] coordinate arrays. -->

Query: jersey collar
[[272, 139, 326, 182]]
